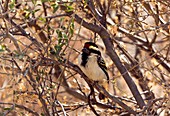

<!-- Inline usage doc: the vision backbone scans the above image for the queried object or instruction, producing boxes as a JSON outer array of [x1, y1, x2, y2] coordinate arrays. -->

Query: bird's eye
[[82, 48, 90, 54]]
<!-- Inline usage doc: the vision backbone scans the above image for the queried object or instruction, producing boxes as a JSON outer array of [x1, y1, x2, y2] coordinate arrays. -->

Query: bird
[[78, 42, 109, 99]]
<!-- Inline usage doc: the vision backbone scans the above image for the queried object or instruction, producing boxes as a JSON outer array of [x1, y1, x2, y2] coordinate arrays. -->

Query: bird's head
[[82, 42, 101, 55]]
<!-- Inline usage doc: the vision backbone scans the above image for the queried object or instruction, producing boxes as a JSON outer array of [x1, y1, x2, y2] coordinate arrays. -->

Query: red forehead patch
[[83, 42, 98, 49], [84, 43, 90, 48]]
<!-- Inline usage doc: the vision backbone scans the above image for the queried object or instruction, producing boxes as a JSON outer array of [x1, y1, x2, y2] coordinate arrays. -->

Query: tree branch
[[72, 14, 146, 109]]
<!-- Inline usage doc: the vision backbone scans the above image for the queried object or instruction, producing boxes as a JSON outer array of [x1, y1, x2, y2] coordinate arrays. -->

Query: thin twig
[[55, 100, 67, 116], [0, 102, 39, 116]]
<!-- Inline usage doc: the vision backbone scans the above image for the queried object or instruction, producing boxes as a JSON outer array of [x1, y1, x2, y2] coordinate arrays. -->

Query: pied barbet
[[78, 42, 109, 99]]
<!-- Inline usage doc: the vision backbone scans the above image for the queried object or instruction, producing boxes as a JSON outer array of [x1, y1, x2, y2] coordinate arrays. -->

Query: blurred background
[[0, 0, 170, 115]]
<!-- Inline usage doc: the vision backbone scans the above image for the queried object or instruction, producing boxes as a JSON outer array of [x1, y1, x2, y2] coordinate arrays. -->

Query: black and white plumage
[[78, 42, 109, 86]]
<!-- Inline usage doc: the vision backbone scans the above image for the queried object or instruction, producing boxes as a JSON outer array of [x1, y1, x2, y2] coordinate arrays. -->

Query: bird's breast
[[78, 55, 107, 82]]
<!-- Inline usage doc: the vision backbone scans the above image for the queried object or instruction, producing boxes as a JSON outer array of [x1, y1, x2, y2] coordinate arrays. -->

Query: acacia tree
[[0, 0, 170, 115]]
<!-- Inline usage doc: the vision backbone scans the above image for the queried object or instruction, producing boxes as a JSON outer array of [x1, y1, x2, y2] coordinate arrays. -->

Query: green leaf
[[13, 51, 24, 60], [9, 0, 15, 9], [63, 34, 68, 40], [71, 19, 74, 28], [0, 44, 6, 52], [39, 17, 46, 23], [51, 3, 59, 13], [36, 76, 40, 82], [49, 47, 56, 55], [4, 108, 11, 110], [54, 44, 62, 52], [31, 0, 37, 4], [41, 0, 48, 3], [56, 30, 63, 39], [33, 9, 41, 14], [69, 18, 74, 35], [24, 12, 31, 19], [70, 28, 74, 35], [18, 54, 24, 60], [65, 5, 74, 12]]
